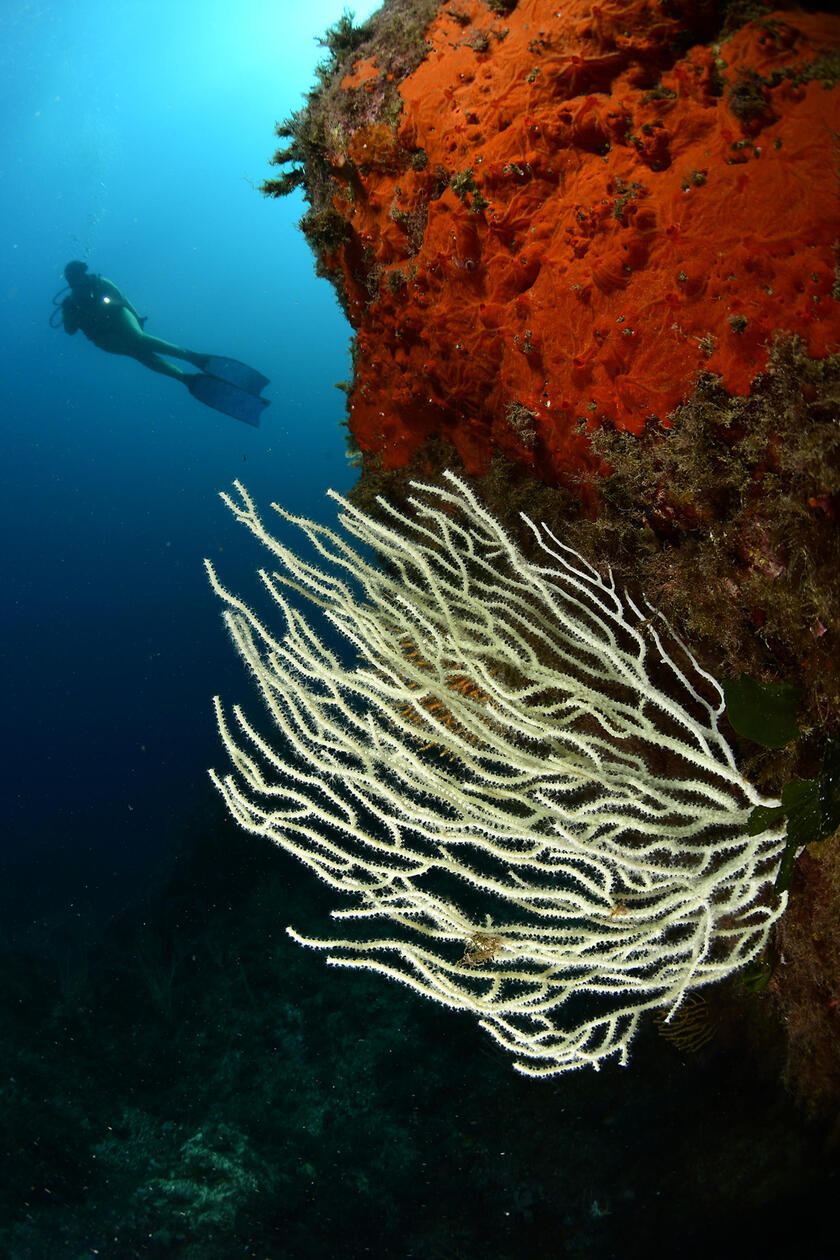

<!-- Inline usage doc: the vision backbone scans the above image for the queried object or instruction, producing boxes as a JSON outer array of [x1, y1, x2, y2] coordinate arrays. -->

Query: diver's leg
[[115, 315, 268, 392], [109, 312, 201, 380], [133, 351, 188, 381], [113, 310, 203, 368], [135, 332, 201, 365]]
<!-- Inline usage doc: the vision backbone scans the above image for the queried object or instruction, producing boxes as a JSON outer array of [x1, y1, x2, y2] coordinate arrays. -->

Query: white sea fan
[[205, 472, 787, 1075]]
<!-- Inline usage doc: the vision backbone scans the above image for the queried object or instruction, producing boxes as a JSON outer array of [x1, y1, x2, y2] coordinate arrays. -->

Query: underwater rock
[[276, 0, 840, 487]]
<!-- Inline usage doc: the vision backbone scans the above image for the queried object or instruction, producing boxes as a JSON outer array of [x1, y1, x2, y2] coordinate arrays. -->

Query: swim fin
[[190, 355, 269, 396], [186, 373, 269, 427]]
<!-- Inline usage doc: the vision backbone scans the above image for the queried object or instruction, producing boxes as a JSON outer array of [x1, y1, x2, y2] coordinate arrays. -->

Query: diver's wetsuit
[[61, 273, 200, 380], [57, 263, 270, 425]]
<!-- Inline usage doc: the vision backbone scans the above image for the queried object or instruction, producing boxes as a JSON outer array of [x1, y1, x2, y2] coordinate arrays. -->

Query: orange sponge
[[324, 1, 840, 484]]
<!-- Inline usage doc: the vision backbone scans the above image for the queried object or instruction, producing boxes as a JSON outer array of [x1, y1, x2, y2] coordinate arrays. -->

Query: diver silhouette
[[52, 261, 269, 426]]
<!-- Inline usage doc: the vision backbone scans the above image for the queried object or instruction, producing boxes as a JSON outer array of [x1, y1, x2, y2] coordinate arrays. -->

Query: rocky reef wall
[[273, 0, 840, 488]]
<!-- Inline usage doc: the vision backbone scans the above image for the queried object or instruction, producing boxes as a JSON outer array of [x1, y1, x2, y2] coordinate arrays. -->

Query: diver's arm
[[62, 298, 80, 334]]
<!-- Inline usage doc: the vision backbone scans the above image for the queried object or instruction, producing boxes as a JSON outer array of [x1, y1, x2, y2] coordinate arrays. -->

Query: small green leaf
[[772, 780, 823, 892], [747, 802, 785, 835], [722, 675, 800, 748], [771, 736, 840, 893], [773, 834, 800, 894], [742, 959, 774, 992], [780, 778, 822, 849]]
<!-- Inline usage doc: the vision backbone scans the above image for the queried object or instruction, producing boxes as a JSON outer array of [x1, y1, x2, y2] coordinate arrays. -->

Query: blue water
[[1, 0, 380, 942], [1, 5, 837, 1257]]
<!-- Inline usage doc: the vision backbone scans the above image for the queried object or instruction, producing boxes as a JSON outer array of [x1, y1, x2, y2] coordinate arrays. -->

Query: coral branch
[[207, 473, 787, 1075]]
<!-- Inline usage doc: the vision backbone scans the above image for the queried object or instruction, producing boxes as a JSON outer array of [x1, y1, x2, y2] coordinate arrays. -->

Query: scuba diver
[[51, 261, 269, 426]]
